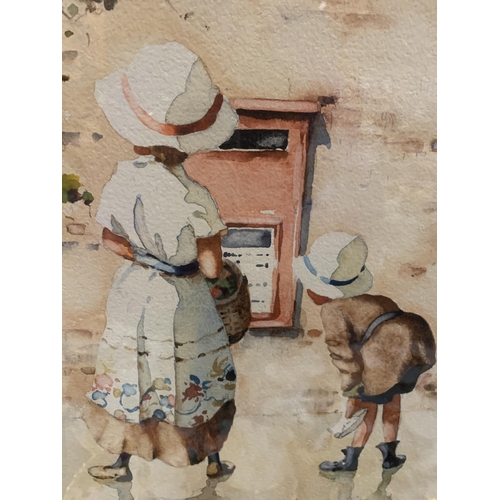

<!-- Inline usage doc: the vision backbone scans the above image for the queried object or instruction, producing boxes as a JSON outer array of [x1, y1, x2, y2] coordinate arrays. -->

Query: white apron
[[87, 157, 236, 429]]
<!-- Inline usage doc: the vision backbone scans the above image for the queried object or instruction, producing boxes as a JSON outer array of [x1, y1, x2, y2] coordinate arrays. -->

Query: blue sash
[[134, 252, 200, 276]]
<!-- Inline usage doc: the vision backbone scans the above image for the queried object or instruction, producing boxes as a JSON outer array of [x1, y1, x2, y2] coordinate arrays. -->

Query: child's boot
[[319, 446, 364, 472], [375, 440, 407, 469]]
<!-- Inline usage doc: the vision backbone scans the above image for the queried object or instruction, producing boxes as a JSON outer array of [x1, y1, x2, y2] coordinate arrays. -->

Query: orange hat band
[[121, 73, 224, 137]]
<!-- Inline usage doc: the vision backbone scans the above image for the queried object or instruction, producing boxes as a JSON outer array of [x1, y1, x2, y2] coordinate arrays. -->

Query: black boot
[[111, 452, 131, 469], [375, 441, 407, 469], [319, 446, 364, 472]]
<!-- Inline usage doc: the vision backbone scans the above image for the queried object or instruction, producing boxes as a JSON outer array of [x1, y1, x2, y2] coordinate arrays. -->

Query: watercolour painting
[[62, 1, 437, 499]]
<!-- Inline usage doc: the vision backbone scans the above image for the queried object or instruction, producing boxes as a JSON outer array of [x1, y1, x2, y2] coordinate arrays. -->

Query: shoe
[[88, 465, 133, 482], [319, 446, 364, 472], [205, 461, 235, 482], [327, 409, 368, 438], [206, 461, 223, 478], [375, 441, 407, 469]]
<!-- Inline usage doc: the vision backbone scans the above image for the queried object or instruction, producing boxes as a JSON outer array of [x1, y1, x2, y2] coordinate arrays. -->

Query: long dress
[[82, 156, 236, 467]]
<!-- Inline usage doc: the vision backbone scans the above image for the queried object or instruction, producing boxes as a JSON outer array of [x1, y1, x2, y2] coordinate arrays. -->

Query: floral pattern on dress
[[90, 374, 176, 423], [89, 359, 235, 427], [177, 357, 236, 426]]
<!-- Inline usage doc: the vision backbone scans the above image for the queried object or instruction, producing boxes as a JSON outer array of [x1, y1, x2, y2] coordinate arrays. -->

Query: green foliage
[[82, 190, 95, 206], [62, 174, 81, 192], [62, 174, 94, 206]]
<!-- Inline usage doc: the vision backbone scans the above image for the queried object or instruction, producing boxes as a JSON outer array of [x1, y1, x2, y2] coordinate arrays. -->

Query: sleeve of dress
[[95, 162, 136, 240], [186, 184, 227, 240]]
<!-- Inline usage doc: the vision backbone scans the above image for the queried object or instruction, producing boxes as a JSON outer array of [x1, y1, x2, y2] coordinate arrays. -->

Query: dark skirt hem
[[82, 399, 236, 467]]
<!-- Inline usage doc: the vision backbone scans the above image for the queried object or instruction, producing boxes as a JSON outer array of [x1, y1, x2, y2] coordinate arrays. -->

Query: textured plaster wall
[[62, 0, 436, 402]]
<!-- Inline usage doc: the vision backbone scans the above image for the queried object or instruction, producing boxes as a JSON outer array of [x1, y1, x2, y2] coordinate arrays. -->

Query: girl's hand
[[197, 233, 223, 279], [102, 228, 135, 260]]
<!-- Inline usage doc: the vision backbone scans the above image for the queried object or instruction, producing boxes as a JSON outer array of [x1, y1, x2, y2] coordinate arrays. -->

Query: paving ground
[[62, 333, 436, 500]]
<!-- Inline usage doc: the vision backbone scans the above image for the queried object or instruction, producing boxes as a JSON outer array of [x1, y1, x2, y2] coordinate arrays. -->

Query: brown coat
[[321, 294, 436, 398]]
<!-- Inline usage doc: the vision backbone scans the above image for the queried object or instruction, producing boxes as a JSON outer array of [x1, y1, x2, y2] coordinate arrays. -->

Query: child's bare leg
[[344, 397, 358, 419], [328, 397, 368, 437], [376, 394, 406, 469], [351, 401, 377, 448], [382, 394, 401, 443]]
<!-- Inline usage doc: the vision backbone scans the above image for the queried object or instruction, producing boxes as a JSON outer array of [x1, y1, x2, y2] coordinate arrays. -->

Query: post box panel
[[222, 226, 278, 314]]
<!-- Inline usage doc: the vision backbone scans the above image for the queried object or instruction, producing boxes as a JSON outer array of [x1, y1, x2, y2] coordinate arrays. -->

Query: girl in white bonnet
[[82, 42, 240, 481]]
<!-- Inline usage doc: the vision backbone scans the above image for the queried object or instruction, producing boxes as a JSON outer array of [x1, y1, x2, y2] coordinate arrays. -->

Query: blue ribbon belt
[[134, 252, 199, 276], [304, 255, 365, 287]]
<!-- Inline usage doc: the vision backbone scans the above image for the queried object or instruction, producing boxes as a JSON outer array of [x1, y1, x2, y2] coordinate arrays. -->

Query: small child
[[294, 232, 436, 472]]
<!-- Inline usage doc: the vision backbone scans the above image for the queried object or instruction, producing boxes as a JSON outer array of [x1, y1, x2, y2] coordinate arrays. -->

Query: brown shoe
[[206, 461, 223, 478]]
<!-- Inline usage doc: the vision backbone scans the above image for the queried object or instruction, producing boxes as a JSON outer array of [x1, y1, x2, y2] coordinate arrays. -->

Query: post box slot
[[222, 228, 272, 248], [219, 129, 288, 151]]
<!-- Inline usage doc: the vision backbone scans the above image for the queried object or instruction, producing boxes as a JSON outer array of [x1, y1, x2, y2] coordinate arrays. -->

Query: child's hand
[[342, 382, 364, 398]]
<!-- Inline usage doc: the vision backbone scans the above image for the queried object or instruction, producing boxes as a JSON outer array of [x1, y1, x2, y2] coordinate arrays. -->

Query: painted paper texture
[[63, 1, 437, 499]]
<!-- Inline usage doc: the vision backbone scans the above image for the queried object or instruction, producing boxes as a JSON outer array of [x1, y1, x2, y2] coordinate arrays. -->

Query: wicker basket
[[213, 259, 251, 345]]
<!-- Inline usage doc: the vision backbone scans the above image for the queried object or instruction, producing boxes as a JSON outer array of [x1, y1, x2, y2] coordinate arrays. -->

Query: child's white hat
[[294, 232, 373, 299], [94, 42, 238, 155]]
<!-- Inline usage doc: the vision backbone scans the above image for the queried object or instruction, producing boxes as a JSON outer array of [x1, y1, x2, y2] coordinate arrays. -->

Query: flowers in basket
[[205, 263, 239, 301]]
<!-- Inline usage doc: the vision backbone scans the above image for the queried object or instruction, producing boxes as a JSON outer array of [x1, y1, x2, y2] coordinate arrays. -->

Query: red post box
[[184, 99, 320, 328]]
